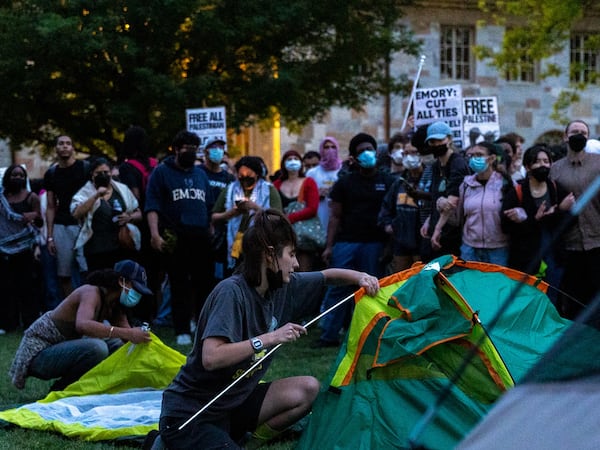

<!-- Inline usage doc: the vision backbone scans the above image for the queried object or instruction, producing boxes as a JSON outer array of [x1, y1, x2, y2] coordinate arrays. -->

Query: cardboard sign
[[463, 97, 500, 148], [186, 106, 227, 149], [414, 85, 464, 148]]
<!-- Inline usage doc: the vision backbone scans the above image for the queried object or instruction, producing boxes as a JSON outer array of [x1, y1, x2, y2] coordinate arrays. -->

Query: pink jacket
[[456, 171, 510, 249]]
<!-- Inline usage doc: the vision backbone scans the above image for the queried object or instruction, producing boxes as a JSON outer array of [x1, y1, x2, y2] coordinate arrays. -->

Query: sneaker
[[176, 334, 192, 345], [0, 329, 6, 335]]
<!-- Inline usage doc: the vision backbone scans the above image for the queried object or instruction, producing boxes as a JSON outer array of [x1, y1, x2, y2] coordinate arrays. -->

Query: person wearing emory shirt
[[9, 259, 152, 392], [550, 120, 600, 319], [420, 121, 469, 259], [156, 209, 379, 450], [313, 132, 394, 348], [145, 130, 214, 346]]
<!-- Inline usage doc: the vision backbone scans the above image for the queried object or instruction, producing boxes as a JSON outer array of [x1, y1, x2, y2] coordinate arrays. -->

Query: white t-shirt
[[306, 165, 340, 229]]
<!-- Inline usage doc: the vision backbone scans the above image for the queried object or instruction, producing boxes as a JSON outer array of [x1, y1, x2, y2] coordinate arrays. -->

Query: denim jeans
[[319, 241, 385, 343], [460, 244, 509, 267], [40, 245, 62, 311], [29, 337, 121, 390]]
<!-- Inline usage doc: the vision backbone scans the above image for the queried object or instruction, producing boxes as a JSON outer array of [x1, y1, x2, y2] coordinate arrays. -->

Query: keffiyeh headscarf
[[319, 137, 341, 171]]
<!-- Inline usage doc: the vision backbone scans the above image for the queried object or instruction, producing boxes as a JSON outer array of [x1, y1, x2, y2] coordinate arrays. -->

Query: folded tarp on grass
[[0, 333, 185, 441]]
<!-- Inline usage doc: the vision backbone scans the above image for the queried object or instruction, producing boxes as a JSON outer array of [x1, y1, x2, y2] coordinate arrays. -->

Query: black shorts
[[160, 382, 271, 449]]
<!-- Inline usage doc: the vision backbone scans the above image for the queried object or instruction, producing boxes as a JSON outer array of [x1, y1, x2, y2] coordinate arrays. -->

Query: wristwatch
[[250, 337, 264, 353]]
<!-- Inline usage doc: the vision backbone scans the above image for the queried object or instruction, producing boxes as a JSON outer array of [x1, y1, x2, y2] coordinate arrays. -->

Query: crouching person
[[9, 260, 152, 392], [157, 209, 379, 449]]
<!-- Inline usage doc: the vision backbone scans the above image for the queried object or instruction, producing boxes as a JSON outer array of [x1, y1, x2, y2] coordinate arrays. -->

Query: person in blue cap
[[9, 260, 152, 392], [419, 121, 469, 259]]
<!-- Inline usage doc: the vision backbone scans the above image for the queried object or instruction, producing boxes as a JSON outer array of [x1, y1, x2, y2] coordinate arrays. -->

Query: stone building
[[276, 1, 600, 164]]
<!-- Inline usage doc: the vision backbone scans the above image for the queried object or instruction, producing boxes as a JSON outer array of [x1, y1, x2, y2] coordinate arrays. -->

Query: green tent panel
[[299, 255, 571, 450]]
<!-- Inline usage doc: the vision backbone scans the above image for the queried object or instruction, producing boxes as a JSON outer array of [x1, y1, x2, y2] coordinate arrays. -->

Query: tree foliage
[[0, 0, 419, 155], [475, 0, 600, 122]]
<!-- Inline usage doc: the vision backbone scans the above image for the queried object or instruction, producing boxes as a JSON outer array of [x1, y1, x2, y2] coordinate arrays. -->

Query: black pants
[[0, 250, 41, 330], [559, 247, 600, 320], [166, 232, 213, 335]]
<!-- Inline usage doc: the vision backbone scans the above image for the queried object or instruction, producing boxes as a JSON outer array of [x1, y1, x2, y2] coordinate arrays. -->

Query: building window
[[440, 26, 473, 81], [570, 33, 599, 83], [504, 35, 537, 82]]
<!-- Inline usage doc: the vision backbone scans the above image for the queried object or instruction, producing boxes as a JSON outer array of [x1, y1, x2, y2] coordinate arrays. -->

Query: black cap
[[114, 260, 152, 295]]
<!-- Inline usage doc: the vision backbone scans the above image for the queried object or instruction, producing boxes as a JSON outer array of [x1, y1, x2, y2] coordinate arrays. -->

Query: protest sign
[[463, 97, 500, 148], [414, 84, 464, 148], [186, 106, 227, 149]]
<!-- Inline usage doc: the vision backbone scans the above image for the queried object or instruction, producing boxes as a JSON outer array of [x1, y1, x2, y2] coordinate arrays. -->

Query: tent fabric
[[0, 333, 185, 441], [458, 296, 600, 449], [298, 255, 571, 450]]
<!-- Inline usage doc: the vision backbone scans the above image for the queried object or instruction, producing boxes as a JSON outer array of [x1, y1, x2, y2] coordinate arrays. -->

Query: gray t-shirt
[[161, 271, 325, 421]]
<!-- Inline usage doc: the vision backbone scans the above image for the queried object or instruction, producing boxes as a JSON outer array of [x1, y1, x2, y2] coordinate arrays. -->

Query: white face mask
[[403, 154, 422, 170], [391, 149, 404, 165]]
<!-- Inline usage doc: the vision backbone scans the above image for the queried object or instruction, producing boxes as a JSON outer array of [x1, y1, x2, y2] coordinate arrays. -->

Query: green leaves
[[0, 0, 419, 154]]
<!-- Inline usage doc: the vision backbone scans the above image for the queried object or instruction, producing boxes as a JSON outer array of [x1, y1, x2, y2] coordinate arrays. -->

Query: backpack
[[125, 157, 158, 192]]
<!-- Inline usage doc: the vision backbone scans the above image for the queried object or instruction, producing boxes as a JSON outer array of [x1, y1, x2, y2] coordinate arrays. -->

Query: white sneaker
[[0, 329, 6, 335], [176, 334, 192, 345]]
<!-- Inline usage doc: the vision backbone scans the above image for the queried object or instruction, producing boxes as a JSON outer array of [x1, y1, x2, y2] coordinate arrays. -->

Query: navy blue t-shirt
[[145, 156, 213, 235]]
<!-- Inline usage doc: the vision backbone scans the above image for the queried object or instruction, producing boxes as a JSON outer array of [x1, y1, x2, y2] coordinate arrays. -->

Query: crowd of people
[[1, 117, 600, 448], [2, 120, 599, 335]]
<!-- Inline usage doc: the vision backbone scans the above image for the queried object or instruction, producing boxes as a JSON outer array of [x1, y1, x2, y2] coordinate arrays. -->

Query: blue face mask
[[469, 156, 489, 173], [284, 159, 302, 172], [356, 150, 377, 169], [120, 286, 142, 308], [208, 147, 224, 164]]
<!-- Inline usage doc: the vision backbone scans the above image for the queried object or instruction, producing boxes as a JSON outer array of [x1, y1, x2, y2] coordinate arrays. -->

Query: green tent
[[298, 255, 571, 450]]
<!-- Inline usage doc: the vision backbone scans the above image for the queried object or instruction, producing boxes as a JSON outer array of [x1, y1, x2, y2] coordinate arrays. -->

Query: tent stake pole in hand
[[178, 291, 356, 431]]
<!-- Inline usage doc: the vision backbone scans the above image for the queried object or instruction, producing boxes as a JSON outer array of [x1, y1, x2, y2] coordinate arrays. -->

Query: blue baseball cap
[[425, 121, 453, 143], [114, 260, 152, 295]]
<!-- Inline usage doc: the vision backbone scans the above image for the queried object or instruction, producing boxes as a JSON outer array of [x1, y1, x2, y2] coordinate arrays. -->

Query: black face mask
[[178, 150, 197, 168], [93, 173, 111, 188], [429, 144, 448, 158], [239, 176, 257, 189], [266, 268, 283, 291], [530, 166, 550, 182], [6, 178, 26, 192], [568, 134, 587, 152]]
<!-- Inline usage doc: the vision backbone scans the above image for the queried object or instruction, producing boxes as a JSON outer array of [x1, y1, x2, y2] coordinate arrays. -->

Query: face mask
[[391, 150, 404, 165], [93, 173, 111, 188], [120, 286, 142, 308], [429, 144, 448, 158], [6, 178, 26, 192], [568, 133, 587, 152], [239, 176, 257, 189], [469, 156, 489, 173], [284, 159, 302, 172], [530, 166, 550, 182], [403, 154, 422, 170], [266, 268, 283, 290], [208, 148, 224, 164], [178, 150, 197, 168], [356, 150, 377, 168]]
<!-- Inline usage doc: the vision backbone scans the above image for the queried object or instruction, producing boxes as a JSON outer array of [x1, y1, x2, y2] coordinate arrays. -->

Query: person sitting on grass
[[156, 209, 380, 449], [9, 260, 152, 391]]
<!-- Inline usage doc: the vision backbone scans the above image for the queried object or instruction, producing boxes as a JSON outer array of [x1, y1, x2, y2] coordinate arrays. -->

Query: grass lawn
[[0, 324, 340, 449]]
